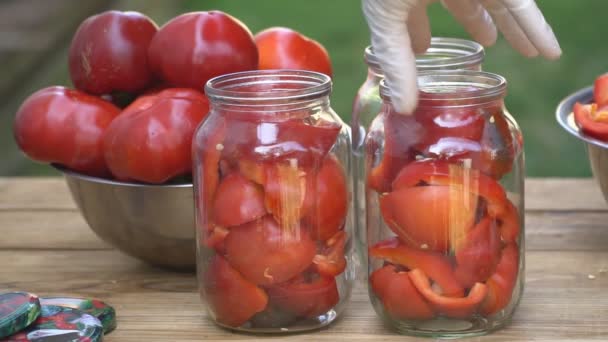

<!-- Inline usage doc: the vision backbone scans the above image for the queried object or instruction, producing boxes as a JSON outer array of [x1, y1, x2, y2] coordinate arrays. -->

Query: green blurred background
[[1, 0, 601, 177]]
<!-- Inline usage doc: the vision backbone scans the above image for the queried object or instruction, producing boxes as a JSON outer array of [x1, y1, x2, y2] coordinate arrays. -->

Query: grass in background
[[183, 0, 599, 177]]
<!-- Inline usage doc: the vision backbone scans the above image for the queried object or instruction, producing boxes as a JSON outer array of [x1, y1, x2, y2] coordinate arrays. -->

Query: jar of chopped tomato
[[193, 70, 354, 332], [351, 38, 485, 268], [366, 71, 523, 337]]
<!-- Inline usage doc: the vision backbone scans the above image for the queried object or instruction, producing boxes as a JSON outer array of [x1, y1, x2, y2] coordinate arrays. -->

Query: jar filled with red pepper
[[193, 70, 354, 332], [366, 71, 523, 337], [351, 38, 485, 269]]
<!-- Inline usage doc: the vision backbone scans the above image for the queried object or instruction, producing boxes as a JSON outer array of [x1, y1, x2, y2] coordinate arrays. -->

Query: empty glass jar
[[351, 38, 485, 264], [366, 70, 524, 338], [193, 70, 355, 332]]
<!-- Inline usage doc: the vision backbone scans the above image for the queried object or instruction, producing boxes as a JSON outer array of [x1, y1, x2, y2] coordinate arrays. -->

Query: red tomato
[[594, 73, 608, 107], [304, 155, 348, 241], [13, 86, 120, 176], [103, 88, 209, 183], [203, 255, 268, 327], [224, 216, 316, 286], [453, 217, 502, 288], [379, 186, 477, 252], [212, 173, 267, 227], [573, 102, 608, 141], [370, 265, 435, 320], [266, 273, 339, 318], [255, 27, 332, 77], [148, 11, 258, 89], [480, 243, 519, 315], [69, 11, 158, 95]]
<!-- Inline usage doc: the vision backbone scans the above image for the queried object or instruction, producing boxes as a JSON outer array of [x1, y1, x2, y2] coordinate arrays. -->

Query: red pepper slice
[[498, 199, 520, 243], [573, 102, 608, 141], [594, 73, 608, 108], [453, 217, 502, 288], [203, 224, 229, 253], [266, 272, 339, 318], [313, 230, 347, 277], [391, 160, 508, 217], [379, 185, 478, 252], [203, 255, 268, 327], [370, 265, 435, 320], [409, 268, 488, 319], [367, 112, 421, 193], [480, 243, 520, 316], [369, 238, 464, 297]]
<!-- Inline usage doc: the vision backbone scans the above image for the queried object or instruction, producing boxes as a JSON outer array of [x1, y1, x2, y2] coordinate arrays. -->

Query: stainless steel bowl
[[54, 165, 195, 270], [556, 86, 608, 203]]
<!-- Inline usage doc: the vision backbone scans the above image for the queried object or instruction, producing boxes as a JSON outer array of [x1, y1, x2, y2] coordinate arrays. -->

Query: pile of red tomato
[[573, 73, 608, 141], [367, 104, 522, 320], [13, 10, 332, 184], [195, 104, 349, 327]]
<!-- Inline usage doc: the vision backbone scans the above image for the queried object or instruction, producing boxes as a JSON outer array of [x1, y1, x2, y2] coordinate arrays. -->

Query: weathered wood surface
[[0, 177, 607, 341]]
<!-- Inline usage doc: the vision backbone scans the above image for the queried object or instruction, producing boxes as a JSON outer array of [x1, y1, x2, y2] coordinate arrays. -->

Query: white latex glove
[[362, 0, 562, 114]]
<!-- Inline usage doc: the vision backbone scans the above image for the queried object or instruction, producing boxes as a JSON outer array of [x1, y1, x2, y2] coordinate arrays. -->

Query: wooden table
[[1, 177, 607, 341]]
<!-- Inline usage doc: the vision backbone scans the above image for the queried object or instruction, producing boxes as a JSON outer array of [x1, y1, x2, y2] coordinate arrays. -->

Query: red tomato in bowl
[[103, 88, 209, 183], [224, 216, 316, 286], [69, 11, 158, 95], [255, 27, 332, 77], [13, 86, 121, 176], [148, 11, 258, 89]]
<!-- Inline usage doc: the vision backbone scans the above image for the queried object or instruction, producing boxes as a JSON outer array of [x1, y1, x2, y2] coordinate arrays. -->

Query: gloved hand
[[362, 0, 562, 114]]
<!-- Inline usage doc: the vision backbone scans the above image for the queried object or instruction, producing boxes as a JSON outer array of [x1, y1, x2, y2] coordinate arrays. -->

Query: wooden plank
[[1, 177, 606, 211], [0, 211, 109, 250], [526, 177, 606, 211], [0, 249, 607, 341], [1, 208, 608, 252], [0, 177, 75, 210]]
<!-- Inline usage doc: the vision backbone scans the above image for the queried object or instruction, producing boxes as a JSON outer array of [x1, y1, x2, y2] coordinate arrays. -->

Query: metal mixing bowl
[[54, 165, 196, 270], [556, 86, 608, 203]]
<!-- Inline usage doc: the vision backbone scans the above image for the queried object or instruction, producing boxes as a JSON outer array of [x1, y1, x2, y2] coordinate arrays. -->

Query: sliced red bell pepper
[[313, 230, 347, 277], [498, 199, 520, 243], [453, 217, 502, 288], [367, 112, 421, 193], [391, 160, 508, 218], [594, 73, 608, 107], [573, 102, 608, 141], [480, 243, 520, 316], [369, 238, 464, 297], [409, 268, 488, 319], [203, 224, 229, 253], [370, 265, 435, 320], [266, 272, 339, 318]]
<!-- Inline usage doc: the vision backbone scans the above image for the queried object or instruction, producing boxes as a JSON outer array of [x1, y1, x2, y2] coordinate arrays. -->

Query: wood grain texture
[[0, 178, 607, 341]]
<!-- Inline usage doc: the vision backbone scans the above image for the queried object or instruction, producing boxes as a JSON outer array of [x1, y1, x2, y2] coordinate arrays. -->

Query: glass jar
[[365, 71, 524, 338], [351, 38, 486, 268], [193, 70, 354, 332]]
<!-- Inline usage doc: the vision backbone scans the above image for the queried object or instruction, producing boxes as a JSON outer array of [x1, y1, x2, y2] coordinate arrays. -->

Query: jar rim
[[365, 37, 485, 73], [380, 70, 507, 105], [205, 69, 332, 103]]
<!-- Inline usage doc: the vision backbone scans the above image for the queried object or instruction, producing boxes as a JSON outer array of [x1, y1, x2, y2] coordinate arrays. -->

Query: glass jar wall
[[365, 71, 524, 338], [193, 70, 354, 332], [351, 38, 485, 265]]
